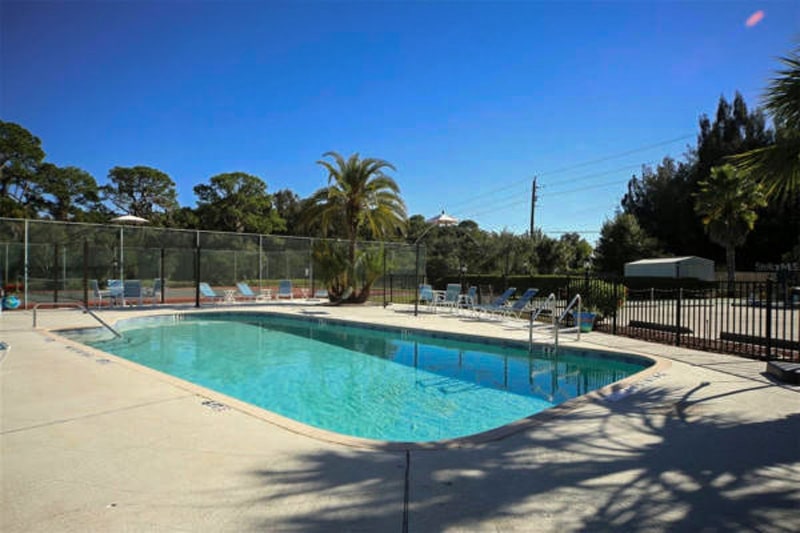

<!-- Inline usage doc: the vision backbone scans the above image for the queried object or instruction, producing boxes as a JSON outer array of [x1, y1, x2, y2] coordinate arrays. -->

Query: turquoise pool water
[[66, 313, 651, 442]]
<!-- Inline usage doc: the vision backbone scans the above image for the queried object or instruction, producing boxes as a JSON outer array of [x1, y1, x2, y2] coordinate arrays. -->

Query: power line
[[543, 179, 630, 198], [445, 133, 693, 211], [536, 133, 693, 176], [541, 229, 602, 234]]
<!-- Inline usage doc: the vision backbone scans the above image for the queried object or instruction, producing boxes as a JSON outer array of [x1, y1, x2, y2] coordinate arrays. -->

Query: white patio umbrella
[[110, 215, 148, 286], [110, 214, 149, 224], [414, 210, 460, 316]]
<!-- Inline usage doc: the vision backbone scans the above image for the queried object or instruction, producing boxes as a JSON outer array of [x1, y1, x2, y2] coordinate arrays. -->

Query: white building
[[624, 256, 715, 281]]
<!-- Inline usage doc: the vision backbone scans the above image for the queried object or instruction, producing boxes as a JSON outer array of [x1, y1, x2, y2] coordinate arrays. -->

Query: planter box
[[578, 312, 596, 333]]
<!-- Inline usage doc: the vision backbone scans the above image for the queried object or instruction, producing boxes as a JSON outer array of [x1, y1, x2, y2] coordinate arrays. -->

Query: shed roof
[[626, 256, 710, 266]]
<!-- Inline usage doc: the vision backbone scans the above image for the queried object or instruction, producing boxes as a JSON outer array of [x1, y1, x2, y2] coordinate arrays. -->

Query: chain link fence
[[0, 217, 421, 308]]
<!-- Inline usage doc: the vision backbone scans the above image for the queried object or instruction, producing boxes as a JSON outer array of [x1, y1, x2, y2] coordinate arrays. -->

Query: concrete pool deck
[[2, 302, 799, 532]]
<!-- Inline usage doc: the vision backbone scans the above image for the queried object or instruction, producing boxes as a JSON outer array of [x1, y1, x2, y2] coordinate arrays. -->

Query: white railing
[[32, 301, 123, 339], [553, 293, 582, 347], [528, 293, 557, 350]]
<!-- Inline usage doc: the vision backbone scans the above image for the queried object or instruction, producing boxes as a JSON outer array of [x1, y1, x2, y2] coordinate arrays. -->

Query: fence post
[[54, 242, 60, 303], [83, 239, 89, 308], [675, 287, 682, 347], [160, 248, 166, 304], [382, 246, 387, 308], [612, 279, 618, 335], [194, 246, 201, 308], [765, 279, 773, 359]]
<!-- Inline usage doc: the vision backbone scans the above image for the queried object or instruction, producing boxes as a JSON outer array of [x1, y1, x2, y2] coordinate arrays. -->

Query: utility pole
[[529, 177, 538, 237]]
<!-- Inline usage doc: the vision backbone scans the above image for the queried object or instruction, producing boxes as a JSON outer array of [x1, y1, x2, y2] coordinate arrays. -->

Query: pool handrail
[[554, 293, 582, 347], [32, 301, 123, 339]]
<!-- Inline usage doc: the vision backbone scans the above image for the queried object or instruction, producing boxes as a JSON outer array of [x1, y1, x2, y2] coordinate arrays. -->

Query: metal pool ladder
[[552, 293, 582, 349], [32, 302, 123, 339], [528, 292, 557, 350]]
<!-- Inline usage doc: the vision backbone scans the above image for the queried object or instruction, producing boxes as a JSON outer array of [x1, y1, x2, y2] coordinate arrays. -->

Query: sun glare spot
[[745, 10, 765, 28]]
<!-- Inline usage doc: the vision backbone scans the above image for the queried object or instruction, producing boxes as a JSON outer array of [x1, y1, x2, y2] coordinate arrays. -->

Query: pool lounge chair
[[497, 288, 539, 319], [313, 288, 329, 300], [123, 279, 144, 306], [277, 279, 293, 300], [236, 281, 257, 302], [459, 285, 478, 316], [418, 284, 440, 312], [144, 278, 164, 304], [438, 283, 463, 313], [199, 282, 223, 304], [474, 287, 517, 318]]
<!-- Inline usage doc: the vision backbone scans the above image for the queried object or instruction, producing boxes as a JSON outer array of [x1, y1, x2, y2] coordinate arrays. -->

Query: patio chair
[[497, 288, 539, 319], [459, 285, 478, 316], [418, 284, 440, 312], [277, 279, 293, 300], [144, 278, 164, 304], [438, 283, 463, 313], [313, 288, 329, 300], [236, 281, 257, 302], [199, 282, 223, 304], [474, 287, 517, 318], [123, 279, 144, 306], [107, 279, 124, 307], [89, 279, 109, 308]]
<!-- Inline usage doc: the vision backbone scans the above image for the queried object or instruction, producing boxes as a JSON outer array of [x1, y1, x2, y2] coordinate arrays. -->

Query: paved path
[[2, 303, 798, 532]]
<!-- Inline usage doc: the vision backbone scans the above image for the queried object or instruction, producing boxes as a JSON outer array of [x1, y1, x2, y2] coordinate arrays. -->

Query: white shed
[[624, 256, 715, 281]]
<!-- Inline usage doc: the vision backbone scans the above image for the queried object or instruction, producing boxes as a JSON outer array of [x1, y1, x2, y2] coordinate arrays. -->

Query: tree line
[[2, 43, 798, 285], [594, 44, 799, 279], [0, 120, 595, 281]]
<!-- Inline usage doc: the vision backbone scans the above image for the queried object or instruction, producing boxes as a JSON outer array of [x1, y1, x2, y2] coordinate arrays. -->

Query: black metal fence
[[569, 276, 799, 361], [383, 274, 799, 362]]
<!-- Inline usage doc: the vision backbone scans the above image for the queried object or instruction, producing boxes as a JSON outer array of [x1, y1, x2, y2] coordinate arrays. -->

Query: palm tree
[[730, 45, 800, 201], [302, 151, 407, 302], [694, 164, 766, 287]]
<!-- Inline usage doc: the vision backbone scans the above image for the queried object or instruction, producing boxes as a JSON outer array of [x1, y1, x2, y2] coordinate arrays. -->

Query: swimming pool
[[63, 312, 652, 443]]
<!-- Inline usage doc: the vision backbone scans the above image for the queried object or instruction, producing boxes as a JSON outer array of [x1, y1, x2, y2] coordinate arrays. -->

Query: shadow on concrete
[[240, 382, 799, 531]]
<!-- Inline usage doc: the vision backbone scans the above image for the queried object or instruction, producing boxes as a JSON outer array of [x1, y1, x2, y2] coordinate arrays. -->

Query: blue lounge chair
[[438, 283, 463, 312], [236, 281, 257, 301], [498, 288, 539, 319], [199, 282, 222, 304], [277, 279, 293, 300], [418, 284, 440, 311], [459, 285, 478, 315], [123, 279, 144, 306], [475, 287, 517, 318]]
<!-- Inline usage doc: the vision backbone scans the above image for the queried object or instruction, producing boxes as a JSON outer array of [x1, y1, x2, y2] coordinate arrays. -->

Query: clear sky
[[2, 1, 798, 241]]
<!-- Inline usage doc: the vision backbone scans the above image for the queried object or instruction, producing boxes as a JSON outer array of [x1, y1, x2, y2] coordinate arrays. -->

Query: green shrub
[[584, 279, 624, 320]]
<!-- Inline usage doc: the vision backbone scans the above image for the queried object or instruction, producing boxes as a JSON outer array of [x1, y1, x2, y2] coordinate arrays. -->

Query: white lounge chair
[[89, 279, 109, 308]]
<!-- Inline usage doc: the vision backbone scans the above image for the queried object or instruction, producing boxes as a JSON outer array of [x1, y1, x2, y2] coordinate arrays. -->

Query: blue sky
[[2, 1, 798, 242]]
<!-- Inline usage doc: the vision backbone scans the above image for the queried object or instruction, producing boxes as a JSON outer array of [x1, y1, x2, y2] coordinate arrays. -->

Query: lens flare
[[746, 10, 765, 28]]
